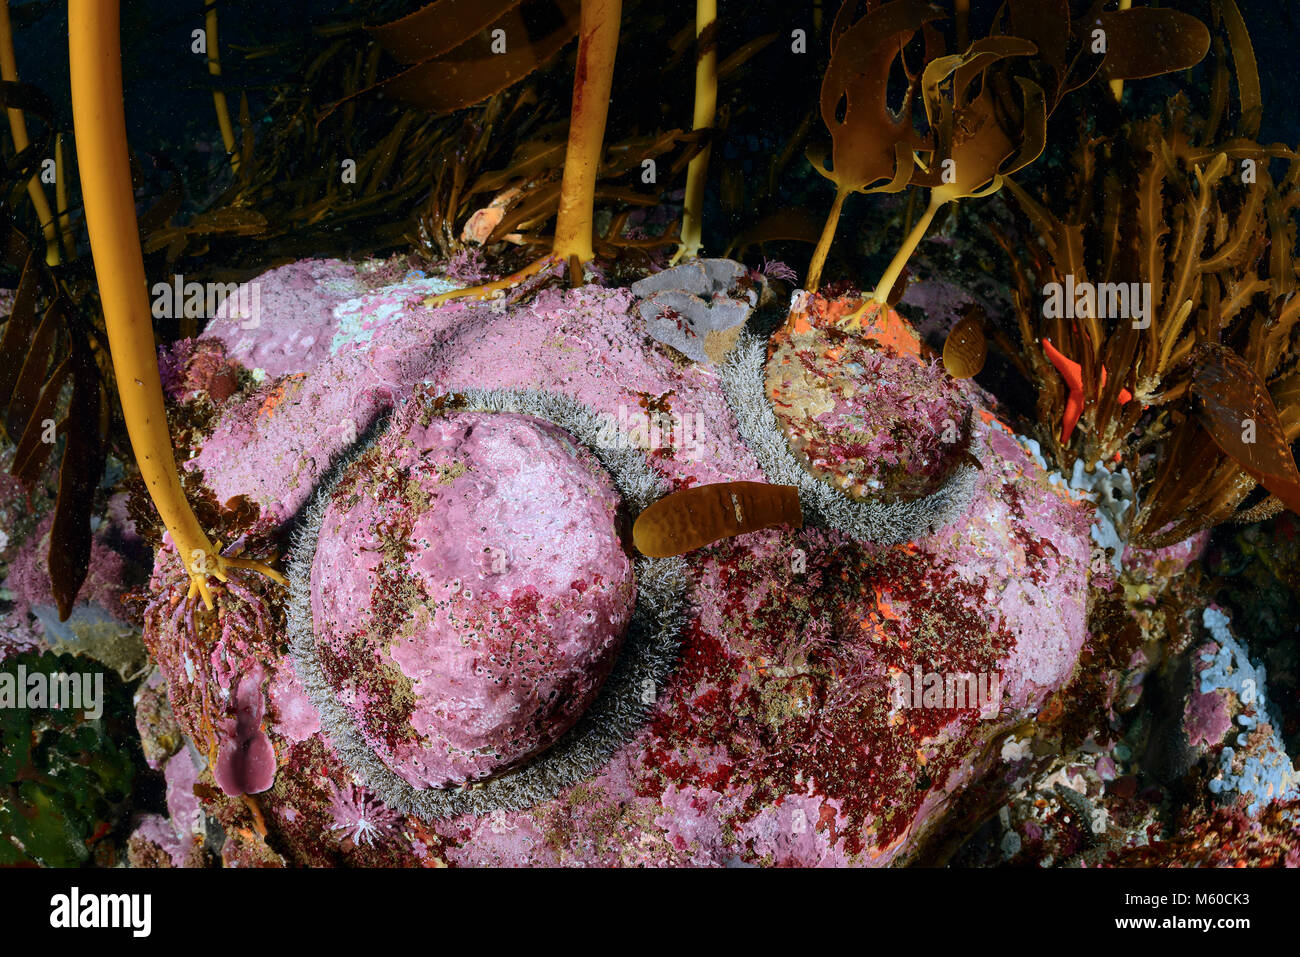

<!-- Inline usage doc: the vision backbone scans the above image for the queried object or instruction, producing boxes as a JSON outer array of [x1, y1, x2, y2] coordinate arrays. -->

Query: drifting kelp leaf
[[142, 208, 268, 254], [466, 119, 686, 202], [362, 112, 418, 195], [48, 347, 105, 622], [611, 129, 701, 179], [468, 132, 568, 197], [5, 294, 63, 440], [368, 0, 527, 65], [1003, 0, 1069, 91], [725, 207, 823, 256], [487, 184, 656, 244], [943, 313, 986, 379], [717, 31, 780, 81], [1094, 8, 1210, 83], [367, 0, 580, 115], [11, 353, 69, 483], [0, 78, 53, 121], [814, 0, 942, 197], [2, 142, 47, 182], [0, 250, 39, 420], [1192, 345, 1300, 516], [633, 482, 803, 557], [185, 208, 268, 236], [136, 169, 185, 238], [461, 126, 691, 247]]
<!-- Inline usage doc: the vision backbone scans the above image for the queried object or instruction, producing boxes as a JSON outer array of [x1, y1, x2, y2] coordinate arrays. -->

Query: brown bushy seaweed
[[998, 0, 1300, 547]]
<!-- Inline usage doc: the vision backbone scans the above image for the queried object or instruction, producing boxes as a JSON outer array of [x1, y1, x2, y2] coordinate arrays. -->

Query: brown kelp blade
[[367, 0, 580, 115], [919, 37, 1044, 199], [1095, 7, 1211, 83], [726, 207, 823, 257], [369, 0, 527, 64], [633, 482, 803, 557], [1192, 345, 1300, 516], [1214, 0, 1262, 137], [815, 0, 942, 196], [12, 353, 69, 482], [48, 348, 106, 621], [0, 251, 40, 425], [5, 295, 63, 440]]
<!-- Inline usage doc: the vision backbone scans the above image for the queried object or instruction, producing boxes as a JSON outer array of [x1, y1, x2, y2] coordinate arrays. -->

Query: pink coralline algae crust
[[0, 450, 35, 567], [1123, 529, 1211, 584], [0, 444, 52, 658], [1185, 680, 1234, 750], [127, 750, 209, 868], [310, 407, 635, 788], [189, 284, 752, 523], [159, 260, 1098, 866], [267, 657, 321, 744], [198, 258, 365, 380]]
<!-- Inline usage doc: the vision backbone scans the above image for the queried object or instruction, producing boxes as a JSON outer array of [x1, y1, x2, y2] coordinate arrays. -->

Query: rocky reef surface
[[129, 257, 1096, 866], [3, 255, 1296, 867]]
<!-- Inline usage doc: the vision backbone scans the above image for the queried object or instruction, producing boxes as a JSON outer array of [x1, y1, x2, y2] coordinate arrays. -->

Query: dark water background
[[13, 1, 1300, 182]]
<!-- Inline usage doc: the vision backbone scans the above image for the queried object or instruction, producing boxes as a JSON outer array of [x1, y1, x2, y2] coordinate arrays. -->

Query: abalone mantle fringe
[[287, 387, 689, 819], [720, 333, 978, 544]]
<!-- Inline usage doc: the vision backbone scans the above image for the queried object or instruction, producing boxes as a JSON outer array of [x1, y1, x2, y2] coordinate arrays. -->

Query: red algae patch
[[767, 325, 971, 502], [766, 294, 972, 503], [309, 405, 635, 788]]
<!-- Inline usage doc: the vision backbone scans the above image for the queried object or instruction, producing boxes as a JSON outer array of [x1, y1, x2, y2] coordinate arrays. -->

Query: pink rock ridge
[[310, 406, 635, 788]]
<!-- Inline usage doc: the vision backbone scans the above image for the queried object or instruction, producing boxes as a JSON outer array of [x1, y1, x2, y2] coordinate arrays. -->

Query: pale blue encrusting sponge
[[1199, 607, 1299, 816]]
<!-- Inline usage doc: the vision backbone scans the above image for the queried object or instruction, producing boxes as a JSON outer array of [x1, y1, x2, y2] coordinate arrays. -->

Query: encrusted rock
[[767, 320, 972, 503], [308, 403, 635, 788], [149, 261, 1102, 865]]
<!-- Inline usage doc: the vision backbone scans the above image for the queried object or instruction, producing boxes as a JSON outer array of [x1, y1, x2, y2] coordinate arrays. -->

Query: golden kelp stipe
[[633, 482, 803, 558], [70, 0, 283, 610]]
